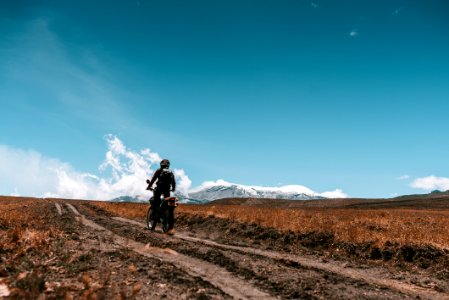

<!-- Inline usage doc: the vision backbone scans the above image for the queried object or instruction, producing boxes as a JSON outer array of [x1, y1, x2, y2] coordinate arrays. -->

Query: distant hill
[[110, 189, 449, 209], [392, 190, 449, 200], [208, 191, 449, 210]]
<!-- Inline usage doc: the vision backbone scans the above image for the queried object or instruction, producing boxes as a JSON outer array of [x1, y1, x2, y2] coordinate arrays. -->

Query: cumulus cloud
[[320, 189, 348, 198], [0, 145, 71, 198], [0, 135, 192, 200], [174, 169, 192, 196], [410, 176, 449, 191], [0, 136, 347, 200]]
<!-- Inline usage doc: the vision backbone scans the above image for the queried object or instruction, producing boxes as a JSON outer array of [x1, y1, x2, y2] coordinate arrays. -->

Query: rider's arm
[[171, 173, 176, 192], [148, 169, 161, 189]]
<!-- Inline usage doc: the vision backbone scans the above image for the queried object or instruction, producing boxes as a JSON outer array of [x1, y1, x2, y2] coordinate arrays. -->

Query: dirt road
[[61, 200, 449, 299], [2, 198, 448, 299]]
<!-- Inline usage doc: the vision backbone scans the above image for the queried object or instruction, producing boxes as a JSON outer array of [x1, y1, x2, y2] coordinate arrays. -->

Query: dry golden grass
[[183, 205, 449, 249], [0, 198, 61, 255], [0, 197, 146, 299], [90, 201, 148, 219], [91, 201, 449, 249]]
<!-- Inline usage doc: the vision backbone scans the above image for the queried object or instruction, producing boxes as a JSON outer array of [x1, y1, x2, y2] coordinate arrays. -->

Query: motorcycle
[[146, 180, 178, 233]]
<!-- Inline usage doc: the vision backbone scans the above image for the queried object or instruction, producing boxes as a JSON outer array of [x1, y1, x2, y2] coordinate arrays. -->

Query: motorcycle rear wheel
[[162, 207, 175, 233]]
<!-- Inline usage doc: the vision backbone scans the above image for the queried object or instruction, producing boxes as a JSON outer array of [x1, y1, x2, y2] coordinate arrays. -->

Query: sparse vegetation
[[0, 198, 64, 298], [87, 198, 449, 285], [0, 198, 144, 299], [2, 196, 449, 299], [91, 201, 449, 249], [0, 197, 227, 299]]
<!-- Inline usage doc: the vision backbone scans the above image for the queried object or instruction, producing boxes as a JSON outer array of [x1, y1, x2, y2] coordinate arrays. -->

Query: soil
[[1, 197, 448, 299], [1, 199, 227, 299], [175, 213, 449, 276]]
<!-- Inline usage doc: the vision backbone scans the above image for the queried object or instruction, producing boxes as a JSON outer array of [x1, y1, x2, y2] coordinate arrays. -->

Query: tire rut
[[54, 202, 63, 215], [64, 203, 276, 300], [112, 216, 449, 300]]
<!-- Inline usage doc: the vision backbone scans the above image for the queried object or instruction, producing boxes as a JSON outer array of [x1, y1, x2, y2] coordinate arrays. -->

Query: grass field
[[1, 196, 449, 298], [90, 200, 449, 250]]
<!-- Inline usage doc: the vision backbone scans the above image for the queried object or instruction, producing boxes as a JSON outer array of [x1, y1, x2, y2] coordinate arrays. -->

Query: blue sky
[[1, 0, 449, 198]]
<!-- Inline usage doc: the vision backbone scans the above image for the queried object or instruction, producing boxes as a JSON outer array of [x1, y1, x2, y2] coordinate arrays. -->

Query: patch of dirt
[[0, 199, 227, 299]]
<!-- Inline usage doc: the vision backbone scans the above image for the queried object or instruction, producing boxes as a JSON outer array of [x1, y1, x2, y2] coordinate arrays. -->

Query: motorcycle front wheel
[[146, 206, 157, 230]]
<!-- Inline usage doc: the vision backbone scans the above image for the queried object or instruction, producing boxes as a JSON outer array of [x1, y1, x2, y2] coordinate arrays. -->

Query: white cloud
[[410, 176, 449, 191], [0, 136, 347, 200], [310, 2, 318, 8], [349, 30, 359, 37], [320, 189, 348, 198], [10, 188, 21, 197], [396, 174, 410, 180], [0, 145, 71, 198], [174, 169, 192, 196], [0, 135, 191, 200]]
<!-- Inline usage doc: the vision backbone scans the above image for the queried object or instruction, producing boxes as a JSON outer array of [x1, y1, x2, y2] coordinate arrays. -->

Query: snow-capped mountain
[[111, 195, 148, 203], [111, 192, 208, 204], [187, 180, 327, 201], [110, 180, 346, 203]]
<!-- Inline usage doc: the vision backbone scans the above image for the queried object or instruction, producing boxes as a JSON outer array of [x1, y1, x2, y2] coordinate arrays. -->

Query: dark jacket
[[148, 168, 176, 191]]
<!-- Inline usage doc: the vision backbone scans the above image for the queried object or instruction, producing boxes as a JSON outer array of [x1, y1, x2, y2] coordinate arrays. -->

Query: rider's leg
[[159, 190, 170, 221], [162, 190, 175, 234], [151, 189, 162, 221]]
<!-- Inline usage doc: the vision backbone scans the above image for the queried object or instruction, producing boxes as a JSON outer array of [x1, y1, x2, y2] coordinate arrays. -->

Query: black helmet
[[160, 159, 170, 168]]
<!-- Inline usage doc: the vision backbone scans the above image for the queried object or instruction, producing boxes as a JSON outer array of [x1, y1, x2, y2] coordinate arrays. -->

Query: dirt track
[[64, 200, 449, 299], [66, 203, 274, 300], [1, 198, 448, 299]]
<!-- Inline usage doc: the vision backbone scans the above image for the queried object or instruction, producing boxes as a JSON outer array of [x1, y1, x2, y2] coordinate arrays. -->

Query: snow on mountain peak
[[187, 179, 347, 201]]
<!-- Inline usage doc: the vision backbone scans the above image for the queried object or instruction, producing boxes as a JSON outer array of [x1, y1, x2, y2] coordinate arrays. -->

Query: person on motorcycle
[[147, 159, 176, 230]]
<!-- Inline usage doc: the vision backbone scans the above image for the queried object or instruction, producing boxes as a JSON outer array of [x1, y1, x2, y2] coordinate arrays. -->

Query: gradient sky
[[1, 0, 449, 198]]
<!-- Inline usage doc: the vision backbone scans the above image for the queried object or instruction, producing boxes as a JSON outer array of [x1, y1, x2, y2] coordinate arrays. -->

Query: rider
[[147, 159, 176, 230]]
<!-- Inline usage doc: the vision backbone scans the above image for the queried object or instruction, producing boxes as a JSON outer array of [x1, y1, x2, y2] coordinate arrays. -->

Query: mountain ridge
[[187, 183, 325, 201], [110, 182, 332, 203]]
